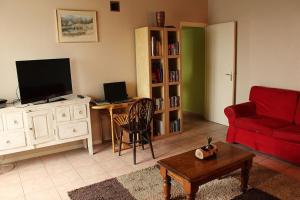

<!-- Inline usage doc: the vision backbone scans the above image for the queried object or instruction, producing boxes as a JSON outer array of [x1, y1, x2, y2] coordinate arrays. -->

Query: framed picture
[[56, 9, 98, 43]]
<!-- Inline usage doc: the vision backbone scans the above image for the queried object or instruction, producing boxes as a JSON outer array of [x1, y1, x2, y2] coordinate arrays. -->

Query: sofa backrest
[[249, 86, 299, 122], [295, 103, 300, 125]]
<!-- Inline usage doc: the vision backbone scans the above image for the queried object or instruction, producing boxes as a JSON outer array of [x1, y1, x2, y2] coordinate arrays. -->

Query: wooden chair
[[113, 98, 155, 164]]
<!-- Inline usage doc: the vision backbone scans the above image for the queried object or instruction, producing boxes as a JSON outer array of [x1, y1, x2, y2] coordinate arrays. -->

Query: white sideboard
[[0, 96, 93, 156]]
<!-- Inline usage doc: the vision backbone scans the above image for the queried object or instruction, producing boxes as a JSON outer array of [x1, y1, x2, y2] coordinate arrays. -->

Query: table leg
[[109, 108, 115, 153], [160, 167, 171, 200], [183, 181, 198, 200], [241, 159, 252, 193]]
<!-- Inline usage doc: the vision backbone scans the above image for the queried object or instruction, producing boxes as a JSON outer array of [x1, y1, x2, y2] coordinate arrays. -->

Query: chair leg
[[147, 132, 155, 159], [133, 133, 137, 165], [118, 130, 123, 156], [140, 133, 145, 150]]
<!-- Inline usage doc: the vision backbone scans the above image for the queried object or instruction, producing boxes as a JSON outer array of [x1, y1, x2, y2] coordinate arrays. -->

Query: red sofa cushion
[[249, 86, 299, 122], [234, 116, 290, 136], [295, 103, 300, 125], [273, 126, 300, 143]]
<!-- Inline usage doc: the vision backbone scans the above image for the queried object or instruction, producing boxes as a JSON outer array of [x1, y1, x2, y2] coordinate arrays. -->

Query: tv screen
[[16, 58, 73, 104]]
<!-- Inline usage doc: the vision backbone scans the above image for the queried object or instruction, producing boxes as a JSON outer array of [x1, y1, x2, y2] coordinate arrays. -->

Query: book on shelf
[[152, 62, 163, 83], [168, 42, 180, 55], [151, 36, 162, 56], [170, 119, 180, 133], [154, 98, 163, 111], [169, 96, 180, 108], [169, 70, 179, 82], [154, 119, 164, 136]]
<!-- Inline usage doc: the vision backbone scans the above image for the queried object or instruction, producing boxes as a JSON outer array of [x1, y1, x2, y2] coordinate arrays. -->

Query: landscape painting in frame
[[56, 9, 98, 43]]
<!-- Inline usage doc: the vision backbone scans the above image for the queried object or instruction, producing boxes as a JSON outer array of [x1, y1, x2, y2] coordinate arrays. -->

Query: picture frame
[[56, 9, 98, 43]]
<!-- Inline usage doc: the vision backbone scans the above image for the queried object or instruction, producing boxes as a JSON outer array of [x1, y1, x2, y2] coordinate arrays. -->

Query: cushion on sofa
[[273, 125, 300, 143], [249, 86, 299, 122], [234, 116, 290, 136]]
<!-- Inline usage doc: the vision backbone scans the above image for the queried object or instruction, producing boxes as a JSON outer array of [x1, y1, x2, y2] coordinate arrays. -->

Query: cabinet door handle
[[14, 120, 18, 124], [62, 113, 66, 117], [6, 140, 10, 144], [73, 129, 76, 133], [79, 111, 83, 114]]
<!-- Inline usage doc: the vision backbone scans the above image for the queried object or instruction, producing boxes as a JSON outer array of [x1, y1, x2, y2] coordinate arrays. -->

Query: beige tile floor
[[1, 118, 300, 200]]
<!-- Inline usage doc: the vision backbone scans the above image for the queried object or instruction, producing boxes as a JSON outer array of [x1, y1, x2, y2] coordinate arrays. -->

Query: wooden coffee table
[[157, 142, 255, 200]]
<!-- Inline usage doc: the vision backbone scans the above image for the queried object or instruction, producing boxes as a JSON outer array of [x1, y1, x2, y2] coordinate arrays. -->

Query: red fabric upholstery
[[273, 126, 300, 143], [295, 103, 300, 125], [233, 128, 300, 165], [225, 85, 300, 165], [234, 116, 290, 136], [224, 102, 256, 124], [249, 86, 299, 122]]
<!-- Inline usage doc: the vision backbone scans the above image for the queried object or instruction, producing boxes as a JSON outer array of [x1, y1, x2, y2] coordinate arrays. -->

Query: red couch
[[225, 86, 300, 165]]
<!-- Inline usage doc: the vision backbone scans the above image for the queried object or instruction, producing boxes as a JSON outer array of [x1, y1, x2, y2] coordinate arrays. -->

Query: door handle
[[225, 73, 233, 81]]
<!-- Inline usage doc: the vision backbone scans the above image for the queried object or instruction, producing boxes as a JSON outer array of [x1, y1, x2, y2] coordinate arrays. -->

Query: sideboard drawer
[[56, 107, 71, 122], [6, 113, 24, 130], [58, 121, 88, 139], [73, 104, 87, 120], [0, 132, 26, 151]]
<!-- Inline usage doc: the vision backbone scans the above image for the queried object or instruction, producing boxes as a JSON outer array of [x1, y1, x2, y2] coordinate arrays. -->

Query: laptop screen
[[103, 81, 128, 102]]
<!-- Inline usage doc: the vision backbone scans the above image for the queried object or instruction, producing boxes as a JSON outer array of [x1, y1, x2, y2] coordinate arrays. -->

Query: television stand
[[47, 98, 66, 103]]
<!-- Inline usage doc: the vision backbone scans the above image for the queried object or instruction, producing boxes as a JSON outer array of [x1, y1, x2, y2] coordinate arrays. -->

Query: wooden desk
[[91, 99, 138, 153]]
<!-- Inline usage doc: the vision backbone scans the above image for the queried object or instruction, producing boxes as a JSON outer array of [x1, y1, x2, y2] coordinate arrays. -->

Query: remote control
[[77, 95, 85, 99]]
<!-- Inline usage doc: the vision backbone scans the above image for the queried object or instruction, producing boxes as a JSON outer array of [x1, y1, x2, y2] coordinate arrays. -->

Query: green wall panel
[[182, 27, 205, 116]]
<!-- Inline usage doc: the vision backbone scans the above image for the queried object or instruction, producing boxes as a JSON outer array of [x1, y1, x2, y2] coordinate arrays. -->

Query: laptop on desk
[[103, 81, 133, 104]]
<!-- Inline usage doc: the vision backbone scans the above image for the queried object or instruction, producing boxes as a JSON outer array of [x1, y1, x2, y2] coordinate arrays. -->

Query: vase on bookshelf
[[155, 11, 165, 27]]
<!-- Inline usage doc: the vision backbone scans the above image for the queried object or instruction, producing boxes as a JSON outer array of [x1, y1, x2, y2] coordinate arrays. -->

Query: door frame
[[180, 21, 237, 122], [180, 22, 207, 119]]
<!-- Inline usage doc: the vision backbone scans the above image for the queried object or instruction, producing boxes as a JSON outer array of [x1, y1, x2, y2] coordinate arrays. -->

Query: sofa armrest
[[224, 102, 256, 124]]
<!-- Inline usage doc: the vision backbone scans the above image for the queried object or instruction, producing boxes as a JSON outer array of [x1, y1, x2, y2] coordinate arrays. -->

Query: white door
[[27, 110, 55, 144], [205, 22, 236, 125]]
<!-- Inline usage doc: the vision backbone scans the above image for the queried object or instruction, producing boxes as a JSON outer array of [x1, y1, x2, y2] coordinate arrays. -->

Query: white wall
[[208, 0, 300, 103], [0, 0, 207, 101]]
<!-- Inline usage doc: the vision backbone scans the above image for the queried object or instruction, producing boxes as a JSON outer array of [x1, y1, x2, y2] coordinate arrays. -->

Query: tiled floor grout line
[[15, 162, 27, 200], [62, 153, 87, 187], [40, 157, 63, 200]]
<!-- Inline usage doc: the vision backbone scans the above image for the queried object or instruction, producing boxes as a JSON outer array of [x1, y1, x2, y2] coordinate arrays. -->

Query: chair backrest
[[128, 98, 155, 132]]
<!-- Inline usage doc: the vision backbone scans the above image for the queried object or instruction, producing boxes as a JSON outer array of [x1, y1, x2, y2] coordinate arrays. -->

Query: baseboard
[[0, 139, 103, 164]]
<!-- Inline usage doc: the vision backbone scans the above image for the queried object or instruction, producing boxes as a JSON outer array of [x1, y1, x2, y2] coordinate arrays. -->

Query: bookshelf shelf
[[151, 56, 163, 59], [155, 110, 164, 114], [135, 26, 182, 139], [152, 83, 164, 87], [169, 107, 180, 111], [167, 55, 180, 59], [168, 81, 180, 85]]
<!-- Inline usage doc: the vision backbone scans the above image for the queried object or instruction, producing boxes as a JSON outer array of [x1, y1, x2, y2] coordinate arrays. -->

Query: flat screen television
[[16, 58, 73, 104]]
